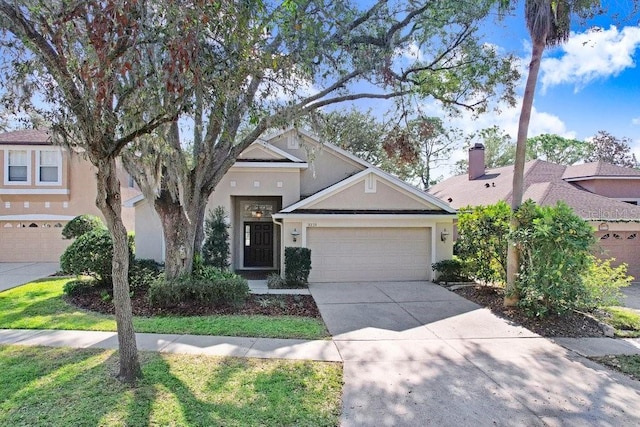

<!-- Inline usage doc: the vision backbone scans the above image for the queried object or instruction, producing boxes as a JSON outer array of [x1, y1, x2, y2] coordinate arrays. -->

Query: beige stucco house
[[131, 128, 456, 282], [0, 129, 139, 262], [430, 144, 640, 279]]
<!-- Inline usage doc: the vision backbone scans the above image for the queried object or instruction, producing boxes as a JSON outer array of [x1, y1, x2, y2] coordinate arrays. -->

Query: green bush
[[128, 258, 162, 291], [456, 201, 511, 285], [432, 257, 471, 282], [61, 214, 104, 240], [580, 257, 632, 309], [62, 277, 98, 296], [148, 267, 249, 309], [60, 229, 134, 285], [267, 272, 288, 289], [515, 201, 596, 317], [202, 206, 231, 270], [284, 247, 312, 288]]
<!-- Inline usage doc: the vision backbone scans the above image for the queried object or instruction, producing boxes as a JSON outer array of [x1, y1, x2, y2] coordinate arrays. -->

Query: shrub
[[62, 214, 104, 240], [515, 201, 596, 317], [267, 272, 288, 289], [62, 277, 97, 296], [60, 228, 134, 285], [202, 206, 230, 270], [456, 202, 511, 285], [284, 247, 312, 287], [129, 258, 162, 291], [148, 267, 249, 309], [432, 257, 471, 282], [580, 257, 632, 309]]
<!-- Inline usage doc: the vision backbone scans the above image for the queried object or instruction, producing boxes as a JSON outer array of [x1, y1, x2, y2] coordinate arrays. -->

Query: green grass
[[592, 355, 640, 381], [601, 306, 640, 338], [0, 278, 329, 339], [0, 344, 342, 426]]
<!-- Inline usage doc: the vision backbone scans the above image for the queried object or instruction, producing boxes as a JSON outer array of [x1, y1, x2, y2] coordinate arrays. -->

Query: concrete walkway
[[0, 262, 59, 292]]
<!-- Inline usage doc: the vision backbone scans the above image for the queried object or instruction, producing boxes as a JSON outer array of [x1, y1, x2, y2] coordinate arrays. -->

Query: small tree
[[202, 206, 230, 270]]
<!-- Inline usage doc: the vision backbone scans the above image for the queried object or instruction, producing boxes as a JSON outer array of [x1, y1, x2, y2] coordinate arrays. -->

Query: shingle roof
[[0, 129, 52, 145], [429, 159, 640, 221], [563, 161, 640, 179]]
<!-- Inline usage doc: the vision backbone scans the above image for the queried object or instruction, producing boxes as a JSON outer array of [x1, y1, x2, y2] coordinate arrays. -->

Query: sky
[[435, 3, 640, 177]]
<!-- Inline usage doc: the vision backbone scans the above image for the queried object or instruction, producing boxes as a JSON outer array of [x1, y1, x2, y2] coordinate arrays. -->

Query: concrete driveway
[[623, 282, 640, 311], [0, 263, 59, 292], [309, 281, 640, 426]]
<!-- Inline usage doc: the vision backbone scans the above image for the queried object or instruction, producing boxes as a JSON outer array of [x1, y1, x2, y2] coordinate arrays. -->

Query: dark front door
[[244, 222, 273, 267]]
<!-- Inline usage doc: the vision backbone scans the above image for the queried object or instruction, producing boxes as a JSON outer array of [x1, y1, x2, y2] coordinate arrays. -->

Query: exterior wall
[[309, 178, 439, 211], [576, 179, 640, 200], [268, 131, 365, 197], [134, 199, 164, 261]]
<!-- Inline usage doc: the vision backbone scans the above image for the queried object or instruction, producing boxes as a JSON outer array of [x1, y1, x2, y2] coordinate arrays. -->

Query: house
[[131, 128, 456, 282], [429, 143, 640, 278], [0, 129, 139, 262]]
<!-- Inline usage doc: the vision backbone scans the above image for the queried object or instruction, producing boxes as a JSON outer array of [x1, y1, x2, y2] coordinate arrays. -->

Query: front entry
[[244, 222, 274, 267]]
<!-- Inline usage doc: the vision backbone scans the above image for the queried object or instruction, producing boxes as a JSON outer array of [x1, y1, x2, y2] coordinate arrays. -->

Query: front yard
[[0, 278, 329, 340]]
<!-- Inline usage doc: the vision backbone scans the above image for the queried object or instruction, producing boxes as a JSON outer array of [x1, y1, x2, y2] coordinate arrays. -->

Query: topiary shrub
[[202, 206, 231, 270], [148, 266, 249, 309], [61, 214, 104, 240], [60, 228, 134, 285], [431, 257, 471, 282], [284, 247, 312, 288], [62, 277, 97, 296]]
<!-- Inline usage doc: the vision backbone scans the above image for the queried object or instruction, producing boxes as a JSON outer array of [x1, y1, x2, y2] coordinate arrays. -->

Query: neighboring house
[[131, 128, 455, 282], [430, 143, 640, 278], [0, 129, 139, 262]]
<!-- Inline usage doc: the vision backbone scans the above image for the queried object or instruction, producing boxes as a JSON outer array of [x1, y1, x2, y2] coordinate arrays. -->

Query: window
[[7, 150, 28, 183], [37, 150, 61, 184]]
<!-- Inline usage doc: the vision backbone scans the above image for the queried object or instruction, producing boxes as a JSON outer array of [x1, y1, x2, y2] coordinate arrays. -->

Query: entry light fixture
[[440, 228, 450, 242], [254, 210, 263, 218], [291, 228, 300, 242]]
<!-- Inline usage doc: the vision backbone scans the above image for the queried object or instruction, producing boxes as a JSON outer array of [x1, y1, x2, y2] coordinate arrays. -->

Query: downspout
[[272, 217, 284, 277]]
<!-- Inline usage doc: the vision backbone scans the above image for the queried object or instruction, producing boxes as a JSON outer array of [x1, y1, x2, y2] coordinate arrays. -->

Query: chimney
[[468, 143, 485, 180]]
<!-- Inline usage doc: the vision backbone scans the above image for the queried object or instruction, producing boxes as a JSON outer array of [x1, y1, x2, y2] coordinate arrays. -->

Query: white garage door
[[307, 227, 431, 282], [0, 221, 70, 262]]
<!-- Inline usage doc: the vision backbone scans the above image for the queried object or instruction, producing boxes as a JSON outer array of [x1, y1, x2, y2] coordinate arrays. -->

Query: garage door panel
[[0, 223, 70, 262], [595, 230, 640, 280], [307, 227, 431, 283]]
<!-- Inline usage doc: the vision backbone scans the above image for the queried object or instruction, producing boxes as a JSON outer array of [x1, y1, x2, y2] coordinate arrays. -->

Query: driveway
[[0, 263, 59, 292], [623, 282, 640, 311], [309, 281, 640, 426]]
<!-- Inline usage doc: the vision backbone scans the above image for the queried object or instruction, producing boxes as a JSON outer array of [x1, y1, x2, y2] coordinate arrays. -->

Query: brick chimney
[[468, 143, 485, 180]]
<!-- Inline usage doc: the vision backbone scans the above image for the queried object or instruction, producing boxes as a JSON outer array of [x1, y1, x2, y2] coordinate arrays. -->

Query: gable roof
[[429, 159, 640, 221], [237, 139, 305, 163], [0, 129, 51, 145], [279, 168, 455, 214]]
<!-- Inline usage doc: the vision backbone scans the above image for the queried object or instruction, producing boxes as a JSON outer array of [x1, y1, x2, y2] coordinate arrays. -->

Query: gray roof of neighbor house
[[429, 159, 640, 221], [0, 129, 51, 145]]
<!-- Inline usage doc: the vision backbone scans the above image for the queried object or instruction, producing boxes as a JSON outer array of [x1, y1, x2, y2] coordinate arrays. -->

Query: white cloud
[[632, 117, 640, 125], [540, 25, 640, 91]]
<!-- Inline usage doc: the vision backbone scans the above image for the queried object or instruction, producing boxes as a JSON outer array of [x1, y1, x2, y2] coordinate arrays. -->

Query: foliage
[[526, 134, 588, 165], [62, 277, 98, 297], [61, 215, 104, 240], [284, 247, 312, 288], [267, 273, 289, 289], [454, 126, 515, 174], [0, 345, 342, 427], [580, 257, 632, 309], [60, 229, 134, 285], [128, 258, 162, 292], [202, 206, 230, 270], [514, 201, 596, 317], [431, 257, 471, 282], [456, 201, 511, 284], [601, 307, 640, 335], [148, 267, 249, 309], [584, 130, 638, 167]]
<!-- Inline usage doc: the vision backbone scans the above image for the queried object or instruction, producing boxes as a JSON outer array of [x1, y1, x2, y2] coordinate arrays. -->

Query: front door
[[244, 222, 273, 267]]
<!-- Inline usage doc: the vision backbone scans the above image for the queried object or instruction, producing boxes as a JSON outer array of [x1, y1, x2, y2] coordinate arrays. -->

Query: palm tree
[[505, 0, 599, 306]]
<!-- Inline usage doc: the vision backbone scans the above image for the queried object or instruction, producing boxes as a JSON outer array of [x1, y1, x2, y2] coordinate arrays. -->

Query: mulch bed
[[451, 284, 605, 338], [67, 289, 321, 318]]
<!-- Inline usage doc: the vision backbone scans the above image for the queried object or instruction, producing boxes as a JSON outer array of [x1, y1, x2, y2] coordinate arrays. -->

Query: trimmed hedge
[[62, 214, 104, 240], [284, 247, 312, 288]]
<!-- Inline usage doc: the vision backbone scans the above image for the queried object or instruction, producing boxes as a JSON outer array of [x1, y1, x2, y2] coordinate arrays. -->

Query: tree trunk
[[155, 189, 208, 279], [505, 40, 545, 307], [95, 157, 141, 383]]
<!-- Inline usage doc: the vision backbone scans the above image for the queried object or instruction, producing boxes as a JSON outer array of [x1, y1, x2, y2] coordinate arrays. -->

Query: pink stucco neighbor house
[[429, 144, 640, 279], [130, 128, 456, 282], [0, 129, 139, 262]]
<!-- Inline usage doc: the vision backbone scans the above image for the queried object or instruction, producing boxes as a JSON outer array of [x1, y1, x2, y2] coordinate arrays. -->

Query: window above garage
[[1, 147, 68, 195]]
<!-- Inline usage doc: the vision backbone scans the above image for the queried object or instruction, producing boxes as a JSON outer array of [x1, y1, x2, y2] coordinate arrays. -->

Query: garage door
[[307, 227, 431, 282], [595, 230, 640, 281], [0, 221, 70, 262]]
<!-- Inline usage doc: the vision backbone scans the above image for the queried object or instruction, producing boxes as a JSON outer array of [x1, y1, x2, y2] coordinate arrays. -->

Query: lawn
[[599, 306, 640, 338], [0, 344, 342, 426], [592, 354, 640, 381], [0, 278, 329, 340]]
